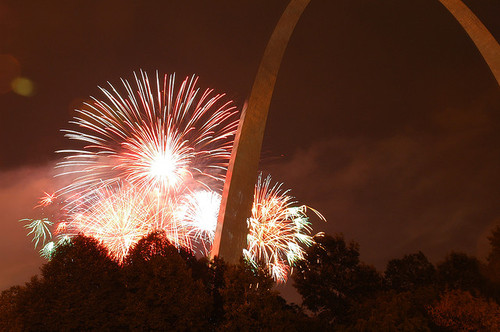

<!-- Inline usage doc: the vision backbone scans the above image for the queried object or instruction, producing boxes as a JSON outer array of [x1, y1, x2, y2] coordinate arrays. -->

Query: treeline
[[294, 231, 500, 331], [1, 227, 499, 331]]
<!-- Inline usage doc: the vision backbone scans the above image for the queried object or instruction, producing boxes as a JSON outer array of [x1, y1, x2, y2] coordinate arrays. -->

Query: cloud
[[263, 104, 500, 269]]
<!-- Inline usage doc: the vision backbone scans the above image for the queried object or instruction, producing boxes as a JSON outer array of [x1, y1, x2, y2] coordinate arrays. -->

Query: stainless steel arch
[[212, 0, 500, 264], [438, 0, 500, 86], [211, 0, 311, 263]]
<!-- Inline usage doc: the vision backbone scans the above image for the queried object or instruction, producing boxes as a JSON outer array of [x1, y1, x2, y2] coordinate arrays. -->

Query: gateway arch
[[212, 0, 500, 263]]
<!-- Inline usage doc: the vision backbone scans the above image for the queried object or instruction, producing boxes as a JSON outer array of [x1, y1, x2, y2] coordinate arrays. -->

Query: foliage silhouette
[[347, 289, 437, 332], [485, 225, 500, 302], [1, 232, 311, 331], [384, 251, 436, 292], [292, 233, 381, 326], [2, 225, 500, 330], [437, 252, 490, 297], [122, 231, 212, 331], [0, 235, 124, 331]]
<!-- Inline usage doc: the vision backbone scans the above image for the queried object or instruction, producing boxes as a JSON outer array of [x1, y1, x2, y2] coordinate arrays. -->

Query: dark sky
[[1, 0, 499, 291]]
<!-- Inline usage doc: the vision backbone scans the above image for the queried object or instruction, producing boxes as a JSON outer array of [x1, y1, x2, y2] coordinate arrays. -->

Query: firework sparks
[[56, 71, 238, 204], [180, 190, 221, 254], [66, 185, 170, 262], [21, 218, 53, 248], [40, 241, 56, 259], [35, 192, 56, 208], [244, 174, 321, 282]]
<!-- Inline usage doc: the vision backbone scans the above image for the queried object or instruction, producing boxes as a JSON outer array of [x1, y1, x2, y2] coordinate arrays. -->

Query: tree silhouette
[[486, 226, 500, 284], [384, 251, 436, 292], [2, 235, 124, 331], [349, 290, 436, 332], [293, 233, 381, 325], [0, 285, 23, 331], [437, 251, 490, 298], [4, 226, 500, 330], [122, 231, 212, 331]]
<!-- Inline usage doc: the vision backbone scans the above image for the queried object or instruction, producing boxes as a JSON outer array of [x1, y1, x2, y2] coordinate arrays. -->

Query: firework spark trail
[[63, 184, 187, 262], [35, 192, 57, 208], [21, 218, 53, 248], [244, 174, 321, 282], [40, 241, 55, 259], [56, 71, 238, 209], [21, 190, 65, 251]]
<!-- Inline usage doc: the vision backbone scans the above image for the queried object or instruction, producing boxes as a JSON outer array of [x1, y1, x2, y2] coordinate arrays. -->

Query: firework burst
[[180, 190, 221, 254], [21, 218, 53, 248], [63, 184, 174, 262], [40, 71, 239, 259], [22, 71, 324, 284], [57, 71, 238, 206], [244, 174, 322, 282], [40, 241, 56, 259], [35, 192, 57, 208]]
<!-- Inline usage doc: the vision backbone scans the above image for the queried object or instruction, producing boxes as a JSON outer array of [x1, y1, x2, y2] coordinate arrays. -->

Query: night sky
[[1, 0, 499, 292]]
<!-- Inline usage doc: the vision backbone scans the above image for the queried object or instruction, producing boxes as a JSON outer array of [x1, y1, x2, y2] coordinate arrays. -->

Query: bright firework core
[[190, 191, 220, 233], [149, 151, 180, 187], [118, 121, 194, 193]]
